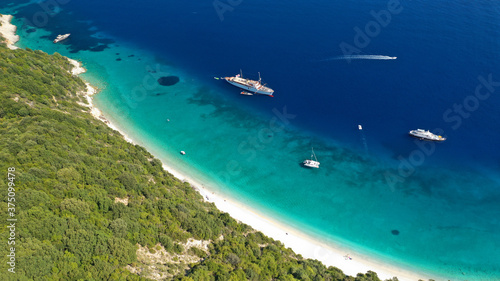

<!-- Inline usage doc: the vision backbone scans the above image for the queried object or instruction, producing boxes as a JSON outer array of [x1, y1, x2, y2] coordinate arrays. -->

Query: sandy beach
[[70, 66, 135, 144], [0, 14, 434, 281], [68, 58, 86, 76], [0, 14, 20, 50], [69, 59, 434, 281]]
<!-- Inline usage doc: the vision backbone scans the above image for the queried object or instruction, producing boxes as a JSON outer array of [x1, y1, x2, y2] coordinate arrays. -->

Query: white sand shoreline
[[71, 65, 434, 281], [0, 14, 20, 50], [156, 166, 436, 281], [76, 78, 434, 280], [0, 14, 435, 281]]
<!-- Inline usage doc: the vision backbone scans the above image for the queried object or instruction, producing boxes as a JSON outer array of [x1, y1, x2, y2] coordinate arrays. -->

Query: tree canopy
[[0, 41, 404, 281]]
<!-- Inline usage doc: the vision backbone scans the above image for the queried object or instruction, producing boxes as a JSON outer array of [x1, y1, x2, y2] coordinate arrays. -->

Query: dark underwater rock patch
[[391, 229, 400, 235], [158, 76, 180, 86]]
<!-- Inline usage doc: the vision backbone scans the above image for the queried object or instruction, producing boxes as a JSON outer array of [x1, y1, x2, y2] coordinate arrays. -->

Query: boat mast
[[258, 72, 261, 83], [240, 69, 243, 78]]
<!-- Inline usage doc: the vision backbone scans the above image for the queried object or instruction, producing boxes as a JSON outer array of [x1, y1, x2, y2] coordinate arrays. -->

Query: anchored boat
[[303, 147, 320, 168], [409, 129, 446, 141], [224, 70, 274, 96], [53, 33, 70, 43]]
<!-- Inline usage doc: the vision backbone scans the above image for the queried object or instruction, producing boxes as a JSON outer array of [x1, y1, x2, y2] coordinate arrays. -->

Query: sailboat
[[303, 147, 320, 168], [53, 33, 70, 43]]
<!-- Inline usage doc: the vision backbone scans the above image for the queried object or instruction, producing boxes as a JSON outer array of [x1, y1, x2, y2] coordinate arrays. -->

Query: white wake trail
[[323, 55, 397, 61]]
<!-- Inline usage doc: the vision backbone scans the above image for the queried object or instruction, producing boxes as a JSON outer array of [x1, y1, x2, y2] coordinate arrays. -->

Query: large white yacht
[[224, 71, 274, 96], [409, 129, 446, 141]]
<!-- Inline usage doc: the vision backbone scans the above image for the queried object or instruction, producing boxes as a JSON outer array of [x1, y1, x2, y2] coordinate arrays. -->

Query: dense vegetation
[[0, 41, 404, 280]]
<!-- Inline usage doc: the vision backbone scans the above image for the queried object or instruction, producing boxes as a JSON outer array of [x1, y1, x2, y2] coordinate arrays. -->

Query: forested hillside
[[0, 41, 392, 280]]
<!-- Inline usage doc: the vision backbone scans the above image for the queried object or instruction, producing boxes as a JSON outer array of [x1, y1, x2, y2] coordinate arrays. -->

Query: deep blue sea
[[3, 0, 500, 279]]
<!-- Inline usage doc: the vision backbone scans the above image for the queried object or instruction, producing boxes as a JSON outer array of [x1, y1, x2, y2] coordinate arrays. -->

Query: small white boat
[[358, 125, 363, 130], [53, 33, 70, 43], [180, 151, 186, 155], [303, 147, 320, 168], [240, 91, 253, 96]]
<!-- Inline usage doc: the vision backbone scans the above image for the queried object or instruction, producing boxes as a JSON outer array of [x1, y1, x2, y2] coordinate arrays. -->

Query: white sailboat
[[303, 147, 320, 168]]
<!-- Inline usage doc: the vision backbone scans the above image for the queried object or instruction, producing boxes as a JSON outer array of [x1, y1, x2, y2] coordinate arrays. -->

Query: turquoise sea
[[3, 0, 500, 279]]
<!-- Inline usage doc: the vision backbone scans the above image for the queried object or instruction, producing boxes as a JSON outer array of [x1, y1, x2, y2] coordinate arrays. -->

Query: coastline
[[70, 67, 434, 281], [0, 15, 434, 281], [0, 14, 20, 50]]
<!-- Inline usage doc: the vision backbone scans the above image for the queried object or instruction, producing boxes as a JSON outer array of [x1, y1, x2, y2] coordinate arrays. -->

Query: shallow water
[[3, 0, 500, 279]]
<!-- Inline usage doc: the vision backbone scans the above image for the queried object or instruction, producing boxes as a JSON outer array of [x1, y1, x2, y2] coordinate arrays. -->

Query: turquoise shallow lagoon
[[4, 0, 500, 279]]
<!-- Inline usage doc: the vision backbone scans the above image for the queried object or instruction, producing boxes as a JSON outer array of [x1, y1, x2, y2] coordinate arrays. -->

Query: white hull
[[224, 75, 274, 96], [53, 33, 70, 43], [409, 129, 446, 141], [303, 160, 320, 168]]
